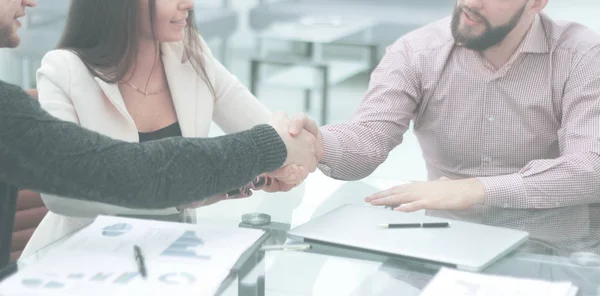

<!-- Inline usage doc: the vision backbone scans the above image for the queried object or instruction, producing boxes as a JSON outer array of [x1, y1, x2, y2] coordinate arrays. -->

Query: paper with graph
[[0, 215, 266, 296]]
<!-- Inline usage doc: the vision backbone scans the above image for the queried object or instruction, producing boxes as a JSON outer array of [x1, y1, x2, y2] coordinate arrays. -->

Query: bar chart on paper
[[0, 216, 266, 296], [160, 231, 211, 259]]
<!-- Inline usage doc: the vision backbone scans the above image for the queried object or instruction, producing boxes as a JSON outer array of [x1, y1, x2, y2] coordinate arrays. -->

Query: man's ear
[[529, 0, 549, 14]]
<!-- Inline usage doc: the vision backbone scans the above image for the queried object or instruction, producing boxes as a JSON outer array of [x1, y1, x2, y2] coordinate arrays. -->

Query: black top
[[0, 80, 287, 269], [138, 122, 183, 143]]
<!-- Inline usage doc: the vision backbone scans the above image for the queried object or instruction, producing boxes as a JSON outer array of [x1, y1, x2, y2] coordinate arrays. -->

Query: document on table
[[0, 215, 266, 296], [420, 267, 578, 296]]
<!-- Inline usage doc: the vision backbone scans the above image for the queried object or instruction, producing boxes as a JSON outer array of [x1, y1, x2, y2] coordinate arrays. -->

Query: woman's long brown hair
[[57, 0, 212, 92]]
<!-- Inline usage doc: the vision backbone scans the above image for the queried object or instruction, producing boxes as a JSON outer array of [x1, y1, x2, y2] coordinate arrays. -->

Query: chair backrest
[[11, 190, 47, 261], [10, 92, 47, 262]]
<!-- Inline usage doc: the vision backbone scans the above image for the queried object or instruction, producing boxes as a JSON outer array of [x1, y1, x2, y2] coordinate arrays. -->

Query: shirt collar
[[519, 14, 549, 54]]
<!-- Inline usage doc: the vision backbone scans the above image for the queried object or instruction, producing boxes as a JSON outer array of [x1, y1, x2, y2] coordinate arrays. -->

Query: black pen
[[377, 222, 450, 228], [133, 245, 147, 279]]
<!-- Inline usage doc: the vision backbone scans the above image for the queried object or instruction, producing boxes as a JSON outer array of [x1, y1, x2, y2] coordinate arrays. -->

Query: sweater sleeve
[[0, 80, 286, 209]]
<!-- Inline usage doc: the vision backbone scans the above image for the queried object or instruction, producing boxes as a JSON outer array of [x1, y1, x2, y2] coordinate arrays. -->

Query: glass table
[[234, 228, 600, 296], [236, 174, 600, 296], [4, 174, 600, 295]]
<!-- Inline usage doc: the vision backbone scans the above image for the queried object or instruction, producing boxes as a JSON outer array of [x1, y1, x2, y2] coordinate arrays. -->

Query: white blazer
[[22, 36, 272, 257]]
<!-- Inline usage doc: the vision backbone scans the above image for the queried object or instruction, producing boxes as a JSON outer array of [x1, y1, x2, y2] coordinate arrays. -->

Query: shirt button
[[488, 116, 495, 122]]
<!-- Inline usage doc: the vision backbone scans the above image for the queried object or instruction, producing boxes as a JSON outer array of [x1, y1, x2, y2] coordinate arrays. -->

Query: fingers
[[270, 165, 301, 183], [264, 165, 309, 193], [289, 113, 319, 137], [277, 182, 296, 192], [296, 130, 318, 173], [368, 194, 411, 206], [261, 178, 296, 193], [394, 201, 425, 212], [365, 185, 404, 202], [288, 113, 308, 136], [365, 185, 417, 207], [289, 113, 324, 161]]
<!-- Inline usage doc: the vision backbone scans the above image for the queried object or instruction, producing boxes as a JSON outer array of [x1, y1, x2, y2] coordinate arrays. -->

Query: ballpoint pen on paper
[[377, 222, 450, 229], [133, 245, 147, 279]]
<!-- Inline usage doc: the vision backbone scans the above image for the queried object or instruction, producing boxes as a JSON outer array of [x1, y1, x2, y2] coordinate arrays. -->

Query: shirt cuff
[[477, 174, 528, 208], [317, 129, 342, 177]]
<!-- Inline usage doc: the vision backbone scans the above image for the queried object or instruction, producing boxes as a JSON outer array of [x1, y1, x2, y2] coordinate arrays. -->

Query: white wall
[[545, 0, 600, 31]]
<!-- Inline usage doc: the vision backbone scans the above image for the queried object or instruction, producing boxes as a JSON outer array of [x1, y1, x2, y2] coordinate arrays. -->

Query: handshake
[[179, 112, 323, 209], [265, 111, 324, 192]]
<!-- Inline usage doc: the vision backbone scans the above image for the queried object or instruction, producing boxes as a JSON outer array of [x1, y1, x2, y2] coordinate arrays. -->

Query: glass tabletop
[[5, 173, 600, 295], [234, 225, 600, 296], [234, 173, 600, 296]]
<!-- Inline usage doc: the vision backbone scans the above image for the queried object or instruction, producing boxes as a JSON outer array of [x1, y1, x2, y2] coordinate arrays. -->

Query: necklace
[[122, 81, 166, 96]]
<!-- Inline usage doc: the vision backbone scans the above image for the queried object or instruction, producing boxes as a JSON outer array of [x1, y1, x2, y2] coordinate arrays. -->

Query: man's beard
[[0, 24, 20, 48], [451, 4, 525, 51]]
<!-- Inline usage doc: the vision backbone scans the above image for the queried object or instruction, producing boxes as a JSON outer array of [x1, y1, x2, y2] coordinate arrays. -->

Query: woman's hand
[[177, 174, 271, 209]]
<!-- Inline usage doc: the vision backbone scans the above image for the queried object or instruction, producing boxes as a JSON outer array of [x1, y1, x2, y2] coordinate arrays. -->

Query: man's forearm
[[0, 81, 286, 208], [318, 125, 403, 181], [478, 152, 600, 209]]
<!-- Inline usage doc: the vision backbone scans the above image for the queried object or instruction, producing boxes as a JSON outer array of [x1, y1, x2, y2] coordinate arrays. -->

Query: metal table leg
[[237, 245, 266, 296], [320, 66, 329, 124], [250, 59, 260, 96]]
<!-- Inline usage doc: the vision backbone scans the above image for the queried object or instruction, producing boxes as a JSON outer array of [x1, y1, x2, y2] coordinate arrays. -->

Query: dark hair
[[57, 0, 211, 88]]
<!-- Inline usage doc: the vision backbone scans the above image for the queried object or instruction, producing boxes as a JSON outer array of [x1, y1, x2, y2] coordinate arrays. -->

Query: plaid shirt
[[319, 14, 600, 251]]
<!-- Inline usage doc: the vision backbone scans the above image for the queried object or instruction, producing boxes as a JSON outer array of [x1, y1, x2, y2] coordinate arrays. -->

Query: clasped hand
[[264, 111, 323, 192], [179, 112, 322, 209]]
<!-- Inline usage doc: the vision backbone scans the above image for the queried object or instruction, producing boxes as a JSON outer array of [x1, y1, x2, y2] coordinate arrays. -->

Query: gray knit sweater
[[0, 80, 286, 268]]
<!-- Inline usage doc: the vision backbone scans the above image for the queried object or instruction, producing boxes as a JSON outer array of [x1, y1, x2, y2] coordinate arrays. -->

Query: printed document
[[420, 267, 578, 296], [0, 215, 266, 296]]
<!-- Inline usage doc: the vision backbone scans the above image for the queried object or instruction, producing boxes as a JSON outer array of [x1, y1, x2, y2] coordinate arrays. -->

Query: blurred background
[[3, 0, 600, 223]]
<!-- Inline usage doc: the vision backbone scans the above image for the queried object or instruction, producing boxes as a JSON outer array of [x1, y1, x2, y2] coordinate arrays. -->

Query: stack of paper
[[0, 215, 266, 296], [420, 267, 578, 296]]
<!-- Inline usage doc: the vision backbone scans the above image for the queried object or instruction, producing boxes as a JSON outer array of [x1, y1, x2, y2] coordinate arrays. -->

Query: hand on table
[[365, 177, 485, 212]]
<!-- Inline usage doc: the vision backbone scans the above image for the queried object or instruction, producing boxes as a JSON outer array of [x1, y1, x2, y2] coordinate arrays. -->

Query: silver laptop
[[287, 204, 529, 271]]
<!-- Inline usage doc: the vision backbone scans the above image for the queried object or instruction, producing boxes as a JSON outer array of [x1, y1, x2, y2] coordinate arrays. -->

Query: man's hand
[[365, 178, 485, 212], [269, 112, 318, 182], [268, 113, 323, 187], [288, 113, 323, 161]]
